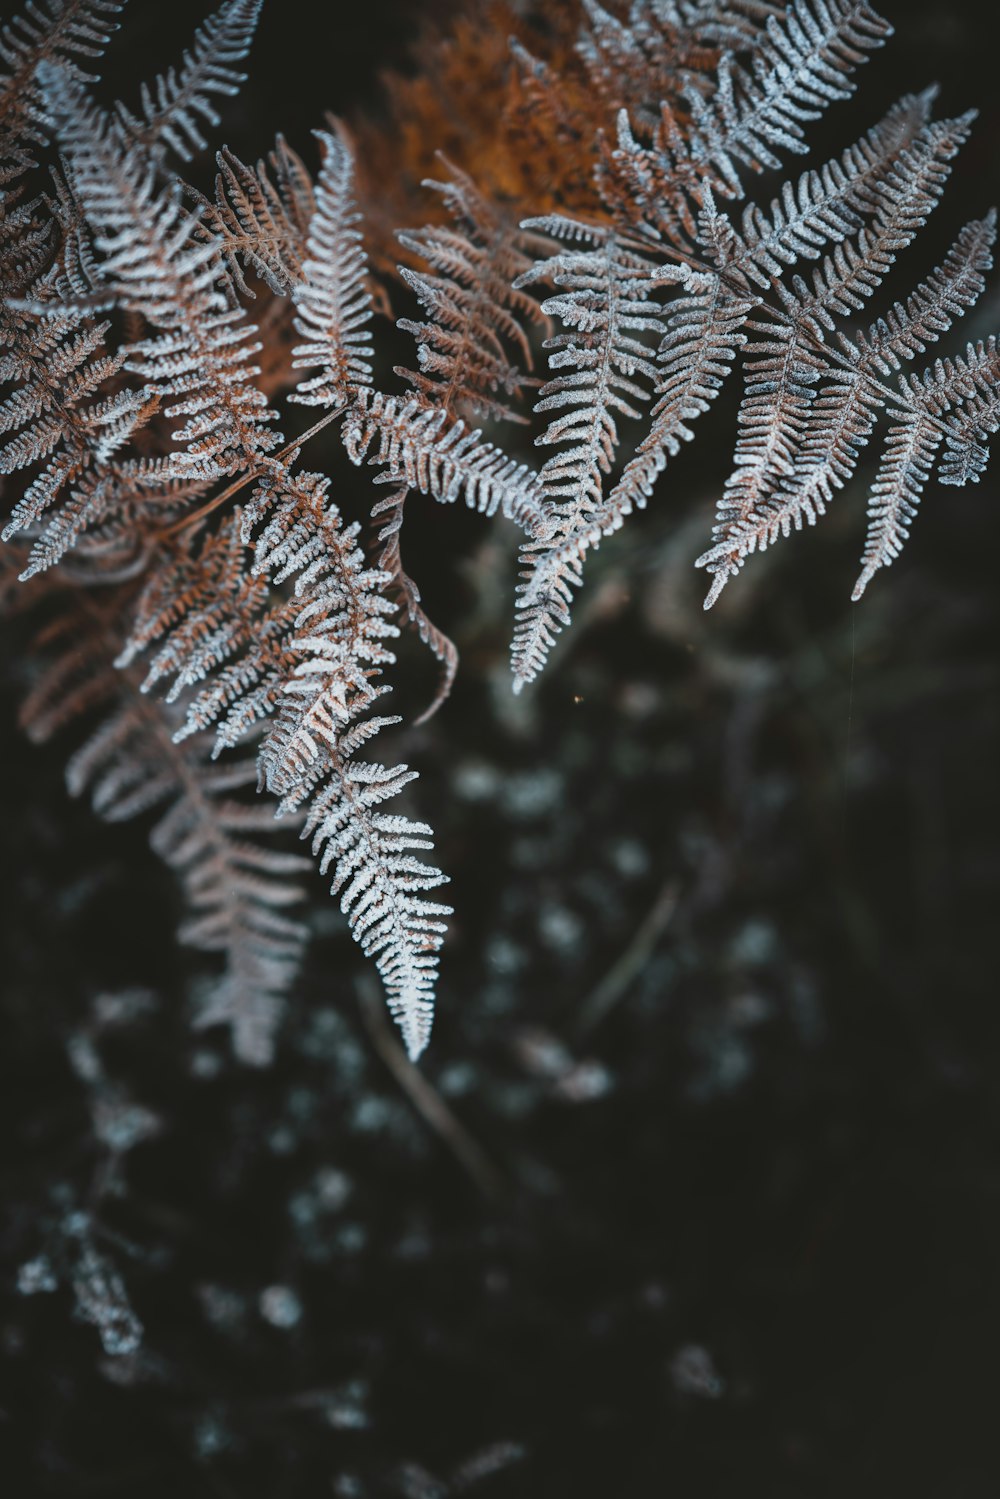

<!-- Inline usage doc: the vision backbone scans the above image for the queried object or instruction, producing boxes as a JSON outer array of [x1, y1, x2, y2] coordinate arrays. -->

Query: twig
[[357, 977, 506, 1201], [575, 877, 680, 1038]]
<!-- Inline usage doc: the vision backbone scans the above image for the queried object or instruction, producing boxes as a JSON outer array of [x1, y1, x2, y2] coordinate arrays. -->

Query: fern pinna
[[1, 0, 997, 1061]]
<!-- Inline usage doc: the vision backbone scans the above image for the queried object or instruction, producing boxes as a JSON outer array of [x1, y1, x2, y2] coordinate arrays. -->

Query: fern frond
[[575, 0, 789, 141], [524, 88, 944, 621], [855, 215, 998, 374], [509, 220, 672, 689], [594, 106, 704, 249], [684, 0, 891, 191], [0, 290, 158, 577], [685, 1, 786, 53], [238, 474, 449, 1060], [0, 0, 122, 167], [115, 510, 271, 706], [119, 463, 446, 1058], [3, 0, 997, 1064], [696, 197, 993, 602], [851, 407, 943, 599], [17, 579, 308, 1066], [190, 137, 315, 301], [133, 567, 300, 755], [0, 43, 167, 577], [701, 326, 828, 608], [0, 180, 53, 290], [289, 126, 374, 409], [854, 329, 1000, 558], [576, 0, 711, 134], [502, 40, 995, 651], [916, 338, 1000, 487], [118, 500, 315, 754], [294, 732, 451, 1062], [597, 84, 934, 251], [115, 0, 262, 163], [163, 794, 309, 1067], [40, 63, 283, 482], [47, 164, 99, 294], [245, 471, 450, 1060], [122, 476, 379, 761], [526, 196, 758, 587], [505, 38, 601, 214], [396, 159, 547, 424], [241, 471, 398, 797], [693, 105, 976, 603], [726, 95, 962, 288], [343, 388, 549, 535]]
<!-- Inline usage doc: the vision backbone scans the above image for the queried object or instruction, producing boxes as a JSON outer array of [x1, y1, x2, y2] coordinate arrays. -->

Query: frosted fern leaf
[[3, 0, 1000, 1065], [39, 62, 282, 485], [344, 388, 550, 536], [14, 566, 309, 1067], [0, 0, 122, 168], [190, 136, 316, 300], [510, 5, 1000, 670], [290, 125, 374, 408], [295, 736, 451, 1062], [509, 220, 679, 689], [115, 0, 263, 163], [396, 159, 549, 424]]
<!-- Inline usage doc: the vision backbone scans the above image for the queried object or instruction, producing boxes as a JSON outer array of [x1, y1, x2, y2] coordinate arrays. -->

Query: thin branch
[[575, 878, 680, 1038], [357, 975, 506, 1201]]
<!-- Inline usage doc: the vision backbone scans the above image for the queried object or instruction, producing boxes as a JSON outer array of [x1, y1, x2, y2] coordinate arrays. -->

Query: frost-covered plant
[[1, 0, 996, 1060]]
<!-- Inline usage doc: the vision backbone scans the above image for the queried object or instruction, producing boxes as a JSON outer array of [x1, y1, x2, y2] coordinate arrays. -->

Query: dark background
[[2, 1, 999, 1495]]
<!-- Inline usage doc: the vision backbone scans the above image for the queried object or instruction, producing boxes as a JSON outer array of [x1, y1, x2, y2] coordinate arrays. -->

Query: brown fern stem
[[159, 405, 346, 539]]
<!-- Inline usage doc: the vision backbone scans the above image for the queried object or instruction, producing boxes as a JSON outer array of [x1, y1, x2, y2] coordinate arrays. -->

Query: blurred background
[[1, 1, 999, 1494]]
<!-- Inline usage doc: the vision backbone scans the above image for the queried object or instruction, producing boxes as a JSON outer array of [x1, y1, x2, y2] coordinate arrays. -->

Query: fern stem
[[159, 405, 346, 539]]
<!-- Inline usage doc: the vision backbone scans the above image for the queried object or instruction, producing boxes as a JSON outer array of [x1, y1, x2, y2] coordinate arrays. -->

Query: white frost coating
[[290, 125, 374, 407]]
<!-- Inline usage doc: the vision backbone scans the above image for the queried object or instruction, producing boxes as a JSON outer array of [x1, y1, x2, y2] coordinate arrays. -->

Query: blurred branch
[[358, 975, 507, 1201], [575, 878, 680, 1038]]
